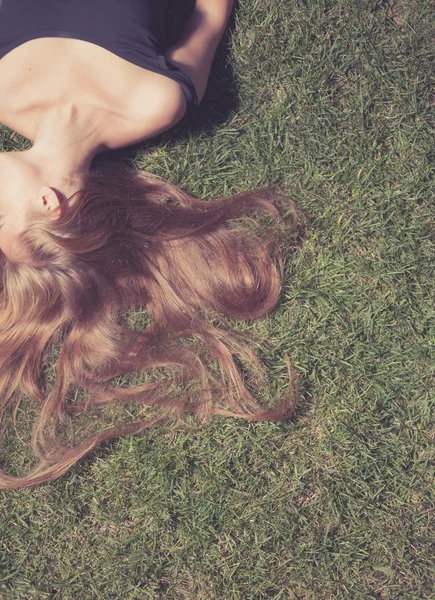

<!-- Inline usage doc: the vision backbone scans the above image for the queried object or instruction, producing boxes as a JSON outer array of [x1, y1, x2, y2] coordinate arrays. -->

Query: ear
[[38, 186, 61, 220]]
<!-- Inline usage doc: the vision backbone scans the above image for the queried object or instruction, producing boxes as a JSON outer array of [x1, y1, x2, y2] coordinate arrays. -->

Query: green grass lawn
[[1, 0, 434, 598]]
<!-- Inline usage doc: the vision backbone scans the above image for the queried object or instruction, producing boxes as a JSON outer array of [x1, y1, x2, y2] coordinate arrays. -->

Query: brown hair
[[0, 160, 299, 489]]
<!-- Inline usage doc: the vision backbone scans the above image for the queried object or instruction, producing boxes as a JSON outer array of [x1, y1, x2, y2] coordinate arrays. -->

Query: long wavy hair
[[0, 158, 299, 489]]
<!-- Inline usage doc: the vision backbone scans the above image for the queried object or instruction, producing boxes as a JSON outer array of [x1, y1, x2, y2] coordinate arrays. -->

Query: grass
[[1, 0, 434, 598]]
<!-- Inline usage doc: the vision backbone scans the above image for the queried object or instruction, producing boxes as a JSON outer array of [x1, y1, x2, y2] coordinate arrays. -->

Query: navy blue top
[[0, 0, 198, 109]]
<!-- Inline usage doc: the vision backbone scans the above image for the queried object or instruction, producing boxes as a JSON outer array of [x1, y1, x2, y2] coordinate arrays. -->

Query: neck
[[28, 102, 107, 189]]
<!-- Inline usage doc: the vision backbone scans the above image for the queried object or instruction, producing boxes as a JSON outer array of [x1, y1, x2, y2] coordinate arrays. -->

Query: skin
[[0, 0, 234, 259]]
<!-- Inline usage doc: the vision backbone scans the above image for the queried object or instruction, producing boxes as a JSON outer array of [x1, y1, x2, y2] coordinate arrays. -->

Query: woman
[[0, 0, 298, 489]]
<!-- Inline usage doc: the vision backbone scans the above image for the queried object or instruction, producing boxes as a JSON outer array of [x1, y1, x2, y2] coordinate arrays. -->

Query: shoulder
[[128, 74, 188, 137], [102, 74, 188, 150]]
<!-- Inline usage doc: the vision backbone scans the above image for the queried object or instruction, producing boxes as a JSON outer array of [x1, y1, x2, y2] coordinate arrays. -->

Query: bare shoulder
[[111, 76, 187, 149], [0, 37, 189, 149]]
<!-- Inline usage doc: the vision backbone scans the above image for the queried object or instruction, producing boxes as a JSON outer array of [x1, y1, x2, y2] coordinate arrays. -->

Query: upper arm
[[164, 2, 234, 104]]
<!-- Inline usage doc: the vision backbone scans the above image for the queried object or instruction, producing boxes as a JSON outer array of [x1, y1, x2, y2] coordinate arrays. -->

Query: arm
[[165, 0, 235, 104]]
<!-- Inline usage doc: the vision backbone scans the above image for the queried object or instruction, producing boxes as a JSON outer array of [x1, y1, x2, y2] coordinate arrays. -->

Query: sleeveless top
[[0, 0, 198, 109]]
